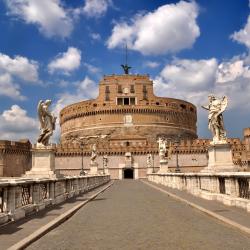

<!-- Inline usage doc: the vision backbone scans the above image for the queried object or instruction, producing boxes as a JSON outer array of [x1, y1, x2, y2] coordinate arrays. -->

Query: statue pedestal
[[202, 143, 238, 173], [25, 144, 57, 178], [158, 160, 169, 173], [89, 162, 99, 175]]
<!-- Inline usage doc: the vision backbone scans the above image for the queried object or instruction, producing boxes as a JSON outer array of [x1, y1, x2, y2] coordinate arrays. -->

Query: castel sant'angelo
[[1, 66, 250, 179]]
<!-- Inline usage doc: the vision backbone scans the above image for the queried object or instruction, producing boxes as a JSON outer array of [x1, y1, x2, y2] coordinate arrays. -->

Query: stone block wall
[[0, 140, 31, 177]]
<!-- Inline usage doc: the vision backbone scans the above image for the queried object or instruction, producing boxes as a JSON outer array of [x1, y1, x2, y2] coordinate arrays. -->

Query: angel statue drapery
[[37, 100, 56, 146], [202, 95, 228, 144]]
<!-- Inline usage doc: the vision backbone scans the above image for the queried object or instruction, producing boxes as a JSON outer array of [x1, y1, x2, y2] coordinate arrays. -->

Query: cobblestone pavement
[[28, 180, 250, 250]]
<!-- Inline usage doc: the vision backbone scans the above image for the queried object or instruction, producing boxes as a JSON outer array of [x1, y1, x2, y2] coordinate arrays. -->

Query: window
[[143, 85, 147, 100], [117, 97, 136, 106], [117, 98, 123, 105], [124, 98, 129, 105], [118, 85, 122, 93], [130, 98, 135, 105], [180, 104, 186, 109], [130, 85, 135, 93], [105, 86, 110, 93], [105, 86, 110, 101]]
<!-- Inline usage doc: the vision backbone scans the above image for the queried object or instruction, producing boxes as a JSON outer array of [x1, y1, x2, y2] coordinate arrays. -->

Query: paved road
[[28, 180, 250, 250]]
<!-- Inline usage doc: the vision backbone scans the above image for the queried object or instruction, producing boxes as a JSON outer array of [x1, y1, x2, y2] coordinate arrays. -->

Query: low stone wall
[[148, 173, 250, 212], [0, 175, 110, 225]]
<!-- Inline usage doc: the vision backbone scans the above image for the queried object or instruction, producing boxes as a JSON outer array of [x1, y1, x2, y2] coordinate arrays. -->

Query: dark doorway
[[123, 168, 134, 179]]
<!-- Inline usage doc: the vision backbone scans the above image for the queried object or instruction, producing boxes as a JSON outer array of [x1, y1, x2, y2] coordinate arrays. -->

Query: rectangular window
[[105, 86, 110, 93], [130, 98, 135, 105], [143, 85, 147, 100], [124, 98, 129, 105], [130, 85, 135, 93], [118, 85, 122, 93], [117, 98, 123, 105]]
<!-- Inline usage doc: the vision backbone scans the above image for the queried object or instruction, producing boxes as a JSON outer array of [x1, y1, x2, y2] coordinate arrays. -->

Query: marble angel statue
[[202, 95, 228, 144], [91, 144, 97, 164], [37, 100, 57, 146]]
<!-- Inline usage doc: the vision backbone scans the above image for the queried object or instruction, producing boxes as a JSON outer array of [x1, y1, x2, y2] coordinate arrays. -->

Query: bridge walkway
[[25, 180, 250, 250]]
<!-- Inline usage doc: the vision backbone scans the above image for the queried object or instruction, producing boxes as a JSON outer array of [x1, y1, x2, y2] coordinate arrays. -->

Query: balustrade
[[148, 173, 250, 212], [0, 175, 110, 225]]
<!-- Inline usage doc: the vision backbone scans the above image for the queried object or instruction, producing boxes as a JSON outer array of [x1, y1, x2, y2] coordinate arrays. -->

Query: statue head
[[45, 99, 52, 106], [208, 94, 215, 102]]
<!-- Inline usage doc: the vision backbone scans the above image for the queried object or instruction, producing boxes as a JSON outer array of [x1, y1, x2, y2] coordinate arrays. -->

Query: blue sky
[[0, 0, 250, 142]]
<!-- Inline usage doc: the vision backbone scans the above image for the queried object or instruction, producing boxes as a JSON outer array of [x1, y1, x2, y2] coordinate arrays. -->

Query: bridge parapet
[[148, 172, 250, 212], [0, 175, 110, 225]]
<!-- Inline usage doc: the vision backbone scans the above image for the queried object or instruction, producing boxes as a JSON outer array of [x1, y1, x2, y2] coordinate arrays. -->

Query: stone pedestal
[[89, 162, 99, 175], [25, 144, 57, 178], [158, 160, 169, 173], [202, 143, 238, 173]]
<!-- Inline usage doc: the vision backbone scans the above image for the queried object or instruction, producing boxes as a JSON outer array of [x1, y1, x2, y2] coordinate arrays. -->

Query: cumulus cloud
[[82, 0, 112, 17], [217, 59, 250, 83], [5, 0, 73, 38], [154, 56, 250, 108], [0, 74, 25, 100], [48, 47, 82, 75], [0, 52, 39, 100], [154, 55, 250, 137], [0, 105, 38, 141], [144, 61, 160, 68], [0, 53, 39, 82], [231, 15, 250, 49], [107, 1, 200, 55], [52, 76, 98, 142]]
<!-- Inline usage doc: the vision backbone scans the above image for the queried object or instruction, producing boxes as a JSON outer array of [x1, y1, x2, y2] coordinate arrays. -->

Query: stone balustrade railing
[[148, 173, 250, 212], [0, 175, 110, 225]]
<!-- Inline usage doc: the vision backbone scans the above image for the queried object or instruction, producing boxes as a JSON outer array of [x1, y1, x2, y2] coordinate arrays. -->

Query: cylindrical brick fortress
[[60, 74, 197, 147]]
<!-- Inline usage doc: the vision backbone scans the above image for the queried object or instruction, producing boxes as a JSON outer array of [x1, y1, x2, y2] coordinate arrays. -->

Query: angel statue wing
[[37, 100, 44, 129], [218, 96, 228, 116]]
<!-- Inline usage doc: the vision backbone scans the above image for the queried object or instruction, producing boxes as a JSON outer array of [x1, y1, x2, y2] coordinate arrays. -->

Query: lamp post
[[152, 154, 155, 173], [79, 142, 86, 176], [175, 135, 181, 173]]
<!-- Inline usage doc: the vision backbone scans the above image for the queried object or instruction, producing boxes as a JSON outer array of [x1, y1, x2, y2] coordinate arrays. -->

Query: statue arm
[[201, 105, 209, 110]]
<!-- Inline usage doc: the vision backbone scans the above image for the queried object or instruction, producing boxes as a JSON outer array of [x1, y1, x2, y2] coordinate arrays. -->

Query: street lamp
[[79, 142, 86, 176], [175, 135, 181, 173], [152, 154, 155, 173]]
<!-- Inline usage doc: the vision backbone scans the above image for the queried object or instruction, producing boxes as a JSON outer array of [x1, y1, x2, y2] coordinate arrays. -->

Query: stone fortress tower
[[60, 74, 197, 147], [56, 72, 199, 179]]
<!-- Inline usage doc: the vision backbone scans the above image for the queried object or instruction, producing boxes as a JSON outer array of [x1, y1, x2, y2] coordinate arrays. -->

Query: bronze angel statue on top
[[202, 95, 228, 144], [37, 100, 57, 146]]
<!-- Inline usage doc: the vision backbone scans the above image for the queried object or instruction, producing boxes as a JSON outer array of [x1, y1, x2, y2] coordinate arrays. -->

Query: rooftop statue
[[157, 137, 168, 162], [121, 64, 131, 74], [146, 154, 153, 168], [37, 100, 57, 146], [202, 95, 228, 144], [91, 143, 97, 165]]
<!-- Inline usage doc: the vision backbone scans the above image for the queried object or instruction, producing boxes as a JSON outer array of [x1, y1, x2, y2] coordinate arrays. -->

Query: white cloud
[[231, 15, 250, 49], [52, 76, 98, 142], [0, 52, 39, 100], [84, 63, 102, 74], [0, 74, 25, 100], [217, 59, 250, 83], [90, 32, 101, 41], [83, 0, 112, 17], [0, 105, 38, 141], [48, 47, 82, 75], [107, 1, 200, 55], [144, 61, 160, 68], [0, 53, 39, 82], [154, 55, 250, 137], [5, 0, 73, 38], [157, 58, 217, 93]]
